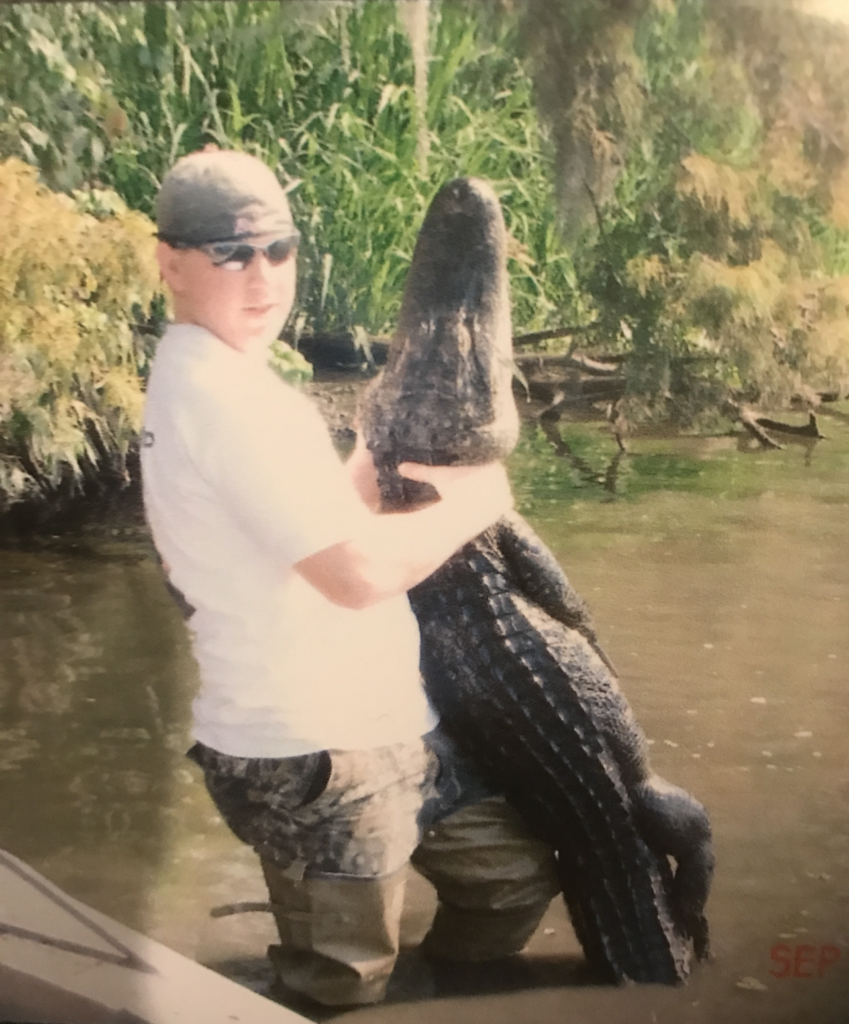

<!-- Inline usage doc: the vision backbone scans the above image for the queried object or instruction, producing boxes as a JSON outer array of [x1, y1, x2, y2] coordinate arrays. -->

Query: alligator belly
[[410, 553, 690, 984]]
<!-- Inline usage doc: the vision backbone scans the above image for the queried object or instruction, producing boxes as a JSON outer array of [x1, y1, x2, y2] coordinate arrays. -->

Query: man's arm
[[296, 458, 511, 609]]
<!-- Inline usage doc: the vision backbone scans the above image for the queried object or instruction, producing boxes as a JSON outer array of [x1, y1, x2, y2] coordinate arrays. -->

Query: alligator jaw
[[360, 177, 519, 510]]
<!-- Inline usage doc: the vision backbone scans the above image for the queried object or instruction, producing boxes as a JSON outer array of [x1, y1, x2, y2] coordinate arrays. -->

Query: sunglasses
[[180, 233, 301, 272]]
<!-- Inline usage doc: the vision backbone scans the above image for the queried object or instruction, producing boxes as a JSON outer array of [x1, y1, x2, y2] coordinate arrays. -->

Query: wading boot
[[261, 858, 407, 1006]]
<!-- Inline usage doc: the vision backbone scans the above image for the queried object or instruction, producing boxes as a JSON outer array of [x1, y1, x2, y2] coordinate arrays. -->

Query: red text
[[769, 943, 841, 979]]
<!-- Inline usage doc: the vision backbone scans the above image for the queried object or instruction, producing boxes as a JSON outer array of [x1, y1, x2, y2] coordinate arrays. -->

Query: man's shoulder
[[149, 327, 326, 441], [151, 326, 257, 406]]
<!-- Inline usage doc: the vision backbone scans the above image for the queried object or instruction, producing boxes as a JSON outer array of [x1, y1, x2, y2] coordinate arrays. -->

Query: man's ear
[[156, 241, 185, 293]]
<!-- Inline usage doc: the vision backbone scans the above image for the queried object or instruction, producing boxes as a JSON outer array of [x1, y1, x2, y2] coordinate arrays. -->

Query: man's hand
[[397, 460, 513, 522], [296, 458, 514, 609]]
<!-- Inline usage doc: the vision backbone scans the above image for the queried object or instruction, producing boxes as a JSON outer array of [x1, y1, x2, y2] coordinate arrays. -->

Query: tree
[[516, 0, 849, 423]]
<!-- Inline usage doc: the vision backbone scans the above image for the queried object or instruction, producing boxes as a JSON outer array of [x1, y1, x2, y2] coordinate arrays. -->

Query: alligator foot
[[633, 775, 715, 962]]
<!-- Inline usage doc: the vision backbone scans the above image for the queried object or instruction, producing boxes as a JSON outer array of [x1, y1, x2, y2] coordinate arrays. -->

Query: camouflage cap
[[156, 148, 296, 246]]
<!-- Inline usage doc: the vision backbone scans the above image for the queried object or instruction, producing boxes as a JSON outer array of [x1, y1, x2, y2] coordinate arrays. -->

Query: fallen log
[[295, 332, 619, 374], [755, 412, 825, 439], [519, 377, 627, 405], [512, 324, 599, 347], [738, 409, 784, 449], [295, 330, 625, 372], [294, 332, 391, 370], [735, 409, 826, 448], [513, 352, 621, 375]]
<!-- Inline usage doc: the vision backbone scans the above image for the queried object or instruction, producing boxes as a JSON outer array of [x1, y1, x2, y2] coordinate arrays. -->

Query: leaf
[[267, 341, 314, 388], [736, 977, 768, 992], [678, 153, 754, 225]]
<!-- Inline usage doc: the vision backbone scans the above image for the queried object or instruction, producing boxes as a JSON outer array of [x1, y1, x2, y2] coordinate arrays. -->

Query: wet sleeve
[[191, 371, 370, 566]]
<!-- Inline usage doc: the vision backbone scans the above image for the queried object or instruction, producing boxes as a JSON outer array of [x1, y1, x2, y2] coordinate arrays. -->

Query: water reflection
[[0, 413, 848, 1020], [0, 511, 196, 931], [539, 418, 627, 499]]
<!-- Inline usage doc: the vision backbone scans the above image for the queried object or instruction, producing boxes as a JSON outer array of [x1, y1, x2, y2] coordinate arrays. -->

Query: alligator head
[[359, 177, 519, 511]]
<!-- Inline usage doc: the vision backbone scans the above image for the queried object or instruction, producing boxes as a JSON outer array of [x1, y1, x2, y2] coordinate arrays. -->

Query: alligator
[[359, 177, 715, 984]]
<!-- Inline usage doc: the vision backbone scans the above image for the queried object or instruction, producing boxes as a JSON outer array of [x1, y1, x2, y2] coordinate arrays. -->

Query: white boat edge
[[0, 848, 311, 1024]]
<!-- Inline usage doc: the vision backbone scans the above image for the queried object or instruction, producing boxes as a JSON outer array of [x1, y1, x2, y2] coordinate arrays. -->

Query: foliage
[[0, 158, 159, 504], [268, 340, 314, 388], [0, 4, 116, 195], [0, 1, 575, 337], [517, 0, 849, 424], [0, 1, 579, 507], [517, 0, 649, 245], [4, 0, 849, 482]]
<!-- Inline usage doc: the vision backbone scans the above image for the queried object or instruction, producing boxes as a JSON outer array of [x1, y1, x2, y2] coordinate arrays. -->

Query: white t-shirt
[[141, 323, 434, 757]]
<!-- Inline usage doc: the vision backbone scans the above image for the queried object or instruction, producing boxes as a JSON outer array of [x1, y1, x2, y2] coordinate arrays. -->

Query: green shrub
[[522, 0, 849, 422], [0, 157, 160, 505]]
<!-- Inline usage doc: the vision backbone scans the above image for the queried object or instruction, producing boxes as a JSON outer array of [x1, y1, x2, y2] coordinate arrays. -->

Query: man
[[142, 149, 558, 1008]]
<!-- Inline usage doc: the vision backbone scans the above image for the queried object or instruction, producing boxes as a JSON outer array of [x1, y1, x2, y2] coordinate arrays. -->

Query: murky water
[[1, 407, 848, 1023]]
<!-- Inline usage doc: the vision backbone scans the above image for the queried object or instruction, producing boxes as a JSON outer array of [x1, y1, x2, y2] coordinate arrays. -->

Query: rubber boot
[[422, 902, 550, 961], [261, 858, 407, 1006], [412, 795, 560, 961]]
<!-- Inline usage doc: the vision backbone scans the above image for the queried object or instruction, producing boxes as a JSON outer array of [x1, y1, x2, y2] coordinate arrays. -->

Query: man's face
[[157, 232, 297, 353]]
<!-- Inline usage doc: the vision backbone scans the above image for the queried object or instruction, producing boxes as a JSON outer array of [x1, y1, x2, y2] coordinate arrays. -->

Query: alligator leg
[[633, 776, 715, 960], [495, 513, 601, 644]]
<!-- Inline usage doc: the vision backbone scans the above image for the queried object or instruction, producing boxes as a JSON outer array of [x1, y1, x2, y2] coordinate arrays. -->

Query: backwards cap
[[156, 149, 296, 246]]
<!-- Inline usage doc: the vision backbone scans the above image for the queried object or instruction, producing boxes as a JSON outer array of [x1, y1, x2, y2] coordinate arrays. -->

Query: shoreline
[[1, 368, 825, 544]]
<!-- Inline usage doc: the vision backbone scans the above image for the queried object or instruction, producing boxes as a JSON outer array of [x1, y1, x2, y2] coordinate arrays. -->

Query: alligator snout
[[359, 177, 519, 511]]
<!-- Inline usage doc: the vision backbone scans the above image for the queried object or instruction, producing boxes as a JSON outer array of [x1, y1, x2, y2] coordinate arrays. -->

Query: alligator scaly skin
[[360, 176, 714, 984], [409, 513, 713, 983]]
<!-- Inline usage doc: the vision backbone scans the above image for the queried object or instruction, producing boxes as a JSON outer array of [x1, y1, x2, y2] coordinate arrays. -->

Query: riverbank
[[0, 368, 571, 545], [0, 363, 831, 551]]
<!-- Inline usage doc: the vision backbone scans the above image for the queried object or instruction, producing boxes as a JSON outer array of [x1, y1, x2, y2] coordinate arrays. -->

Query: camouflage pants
[[188, 728, 560, 1004], [187, 727, 493, 879]]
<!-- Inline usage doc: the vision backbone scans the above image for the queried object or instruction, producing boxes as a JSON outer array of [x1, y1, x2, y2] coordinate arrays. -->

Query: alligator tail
[[412, 547, 692, 984]]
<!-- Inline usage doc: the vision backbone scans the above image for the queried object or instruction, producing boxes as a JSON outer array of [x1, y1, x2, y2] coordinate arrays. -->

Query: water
[[1, 407, 847, 1022]]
